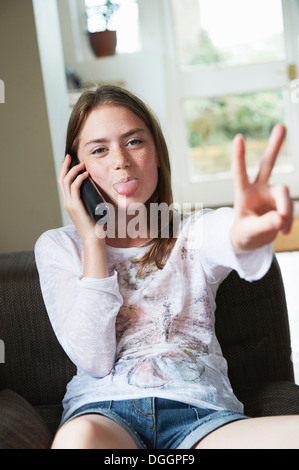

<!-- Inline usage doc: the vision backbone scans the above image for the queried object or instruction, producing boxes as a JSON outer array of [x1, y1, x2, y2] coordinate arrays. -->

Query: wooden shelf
[[274, 217, 299, 252]]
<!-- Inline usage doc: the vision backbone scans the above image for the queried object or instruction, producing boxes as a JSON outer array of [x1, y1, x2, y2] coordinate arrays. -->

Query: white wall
[[33, 0, 73, 226], [57, 0, 169, 125], [0, 0, 62, 252]]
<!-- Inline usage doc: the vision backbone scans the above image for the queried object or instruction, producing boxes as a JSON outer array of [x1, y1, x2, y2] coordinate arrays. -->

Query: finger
[[58, 155, 71, 202], [58, 155, 71, 183], [61, 153, 74, 173], [58, 155, 87, 204], [64, 171, 89, 217], [58, 155, 79, 191], [66, 159, 86, 182], [270, 185, 294, 234], [249, 211, 283, 244], [235, 212, 283, 250], [255, 124, 286, 184], [232, 134, 249, 193], [70, 170, 90, 198]]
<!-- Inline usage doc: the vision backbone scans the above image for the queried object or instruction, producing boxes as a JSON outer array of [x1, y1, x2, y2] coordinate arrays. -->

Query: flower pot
[[88, 30, 117, 57]]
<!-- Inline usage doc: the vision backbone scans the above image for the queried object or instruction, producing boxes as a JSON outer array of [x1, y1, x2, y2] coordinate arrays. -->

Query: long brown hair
[[65, 84, 176, 275]]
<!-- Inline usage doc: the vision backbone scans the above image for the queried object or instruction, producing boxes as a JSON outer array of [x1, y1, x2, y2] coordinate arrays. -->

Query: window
[[164, 0, 299, 206], [84, 0, 140, 53], [56, 0, 299, 206], [172, 0, 285, 67], [183, 89, 290, 178]]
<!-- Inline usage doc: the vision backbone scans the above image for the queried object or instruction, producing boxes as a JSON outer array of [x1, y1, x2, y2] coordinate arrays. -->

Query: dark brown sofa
[[0, 250, 298, 449]]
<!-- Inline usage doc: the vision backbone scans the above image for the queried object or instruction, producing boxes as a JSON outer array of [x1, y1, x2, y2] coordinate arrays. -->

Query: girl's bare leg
[[196, 415, 299, 449], [51, 414, 138, 449]]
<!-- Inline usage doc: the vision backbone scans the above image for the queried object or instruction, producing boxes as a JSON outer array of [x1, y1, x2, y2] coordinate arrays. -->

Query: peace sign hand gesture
[[230, 124, 293, 252]]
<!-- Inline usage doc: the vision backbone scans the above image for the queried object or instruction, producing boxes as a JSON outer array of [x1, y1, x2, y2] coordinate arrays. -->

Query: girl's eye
[[128, 139, 142, 147], [92, 147, 106, 156]]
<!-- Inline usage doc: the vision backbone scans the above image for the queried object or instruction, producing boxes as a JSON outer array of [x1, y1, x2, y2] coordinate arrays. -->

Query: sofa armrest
[[0, 389, 52, 449], [239, 381, 299, 417]]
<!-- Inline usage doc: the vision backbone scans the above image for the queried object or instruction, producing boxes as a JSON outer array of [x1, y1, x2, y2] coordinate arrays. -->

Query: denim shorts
[[65, 398, 248, 449]]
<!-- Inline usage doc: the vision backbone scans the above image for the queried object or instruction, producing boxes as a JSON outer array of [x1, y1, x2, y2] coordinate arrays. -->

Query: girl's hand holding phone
[[58, 154, 109, 279], [58, 154, 95, 240]]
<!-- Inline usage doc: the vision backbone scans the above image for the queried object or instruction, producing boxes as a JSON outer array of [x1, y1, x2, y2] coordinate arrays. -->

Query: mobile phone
[[69, 156, 110, 225]]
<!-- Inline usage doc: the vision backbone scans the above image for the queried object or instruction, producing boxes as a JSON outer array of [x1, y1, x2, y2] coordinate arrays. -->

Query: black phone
[[69, 156, 110, 225]]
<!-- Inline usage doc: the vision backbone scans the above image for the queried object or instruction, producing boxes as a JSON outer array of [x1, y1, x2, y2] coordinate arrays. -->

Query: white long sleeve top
[[35, 208, 273, 424]]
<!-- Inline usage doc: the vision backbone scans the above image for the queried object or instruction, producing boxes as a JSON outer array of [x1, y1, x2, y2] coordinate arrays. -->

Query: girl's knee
[[51, 414, 138, 449], [52, 416, 103, 449]]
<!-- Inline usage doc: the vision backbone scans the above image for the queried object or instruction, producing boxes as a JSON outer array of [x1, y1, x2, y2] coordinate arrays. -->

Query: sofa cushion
[[239, 381, 299, 417], [34, 403, 63, 439], [0, 389, 52, 449], [0, 251, 76, 406]]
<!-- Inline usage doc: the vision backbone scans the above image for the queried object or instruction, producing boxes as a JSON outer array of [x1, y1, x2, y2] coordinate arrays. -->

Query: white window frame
[[57, 0, 170, 126], [160, 0, 299, 207], [35, 0, 299, 217]]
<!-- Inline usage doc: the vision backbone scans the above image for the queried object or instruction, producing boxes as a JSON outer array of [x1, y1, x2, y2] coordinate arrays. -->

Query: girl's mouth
[[113, 177, 139, 196]]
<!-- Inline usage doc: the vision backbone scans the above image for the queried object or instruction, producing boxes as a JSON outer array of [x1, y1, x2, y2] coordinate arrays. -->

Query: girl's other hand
[[231, 124, 293, 251]]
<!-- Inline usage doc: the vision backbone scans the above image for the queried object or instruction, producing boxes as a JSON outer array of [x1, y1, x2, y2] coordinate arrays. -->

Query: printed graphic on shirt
[[113, 243, 213, 389]]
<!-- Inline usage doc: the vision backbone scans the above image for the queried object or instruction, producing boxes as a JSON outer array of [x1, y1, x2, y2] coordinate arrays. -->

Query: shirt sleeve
[[34, 228, 123, 377], [196, 208, 273, 284]]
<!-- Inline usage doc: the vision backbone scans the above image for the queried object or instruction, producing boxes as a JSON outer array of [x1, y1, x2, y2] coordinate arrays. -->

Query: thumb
[[233, 211, 283, 250], [251, 210, 283, 235]]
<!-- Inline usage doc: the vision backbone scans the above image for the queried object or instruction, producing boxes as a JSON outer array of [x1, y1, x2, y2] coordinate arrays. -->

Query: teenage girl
[[35, 85, 297, 449]]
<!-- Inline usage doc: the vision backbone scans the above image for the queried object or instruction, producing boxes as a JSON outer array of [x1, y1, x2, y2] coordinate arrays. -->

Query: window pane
[[183, 89, 291, 176], [84, 0, 140, 53], [171, 0, 285, 67]]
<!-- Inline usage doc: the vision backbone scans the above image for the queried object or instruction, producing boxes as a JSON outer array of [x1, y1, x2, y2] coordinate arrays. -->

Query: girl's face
[[77, 105, 159, 211]]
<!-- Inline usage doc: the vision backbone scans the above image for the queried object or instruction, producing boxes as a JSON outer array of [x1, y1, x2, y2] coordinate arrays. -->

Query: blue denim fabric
[[66, 397, 247, 449]]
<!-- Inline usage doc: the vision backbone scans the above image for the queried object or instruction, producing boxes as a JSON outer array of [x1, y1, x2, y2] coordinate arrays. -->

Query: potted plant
[[87, 1, 120, 57]]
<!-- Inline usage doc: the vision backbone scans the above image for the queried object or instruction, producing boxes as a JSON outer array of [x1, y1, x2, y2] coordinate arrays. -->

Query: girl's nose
[[112, 147, 131, 170]]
